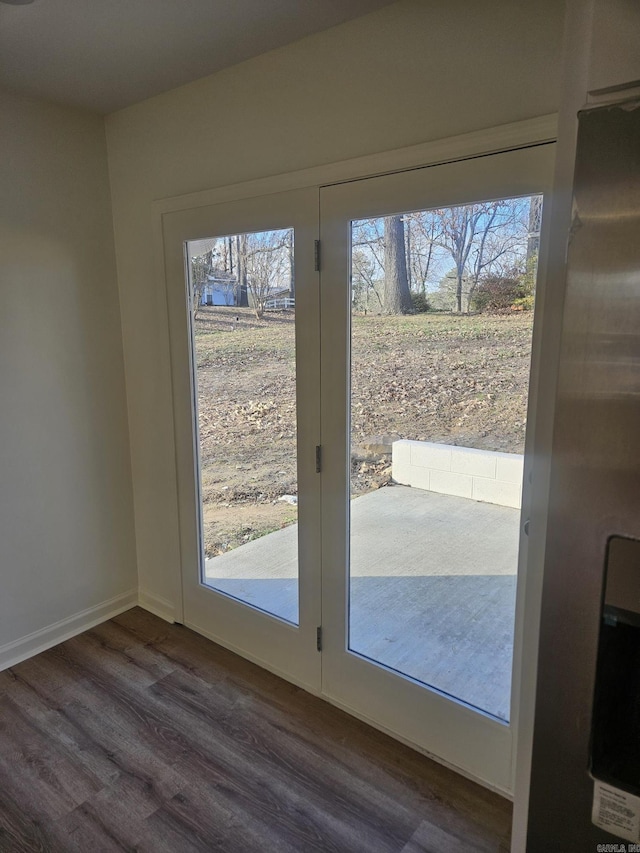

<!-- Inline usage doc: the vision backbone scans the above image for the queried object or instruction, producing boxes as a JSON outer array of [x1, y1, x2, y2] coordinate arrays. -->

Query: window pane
[[348, 195, 542, 721], [188, 228, 298, 624]]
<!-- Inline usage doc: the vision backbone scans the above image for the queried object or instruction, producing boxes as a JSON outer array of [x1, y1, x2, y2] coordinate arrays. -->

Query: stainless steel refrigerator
[[528, 98, 640, 848]]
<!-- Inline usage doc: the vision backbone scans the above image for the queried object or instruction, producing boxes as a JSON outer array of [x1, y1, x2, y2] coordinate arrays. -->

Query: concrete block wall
[[392, 440, 524, 509]]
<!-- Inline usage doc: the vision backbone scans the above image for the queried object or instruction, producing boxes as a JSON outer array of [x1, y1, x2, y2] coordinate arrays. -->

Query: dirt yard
[[194, 306, 534, 556]]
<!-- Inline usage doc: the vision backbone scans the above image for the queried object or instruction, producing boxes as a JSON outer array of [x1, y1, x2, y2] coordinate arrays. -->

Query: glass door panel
[[162, 187, 320, 692], [320, 144, 555, 793], [187, 228, 299, 625], [348, 196, 540, 722]]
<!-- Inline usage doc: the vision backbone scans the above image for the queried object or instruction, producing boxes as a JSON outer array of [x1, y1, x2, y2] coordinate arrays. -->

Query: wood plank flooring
[[0, 608, 512, 852]]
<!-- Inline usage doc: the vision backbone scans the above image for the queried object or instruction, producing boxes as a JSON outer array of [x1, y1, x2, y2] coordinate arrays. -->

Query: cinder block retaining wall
[[391, 440, 524, 509]]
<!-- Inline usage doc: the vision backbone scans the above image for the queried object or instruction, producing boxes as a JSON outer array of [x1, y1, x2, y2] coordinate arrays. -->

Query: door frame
[[155, 114, 558, 794]]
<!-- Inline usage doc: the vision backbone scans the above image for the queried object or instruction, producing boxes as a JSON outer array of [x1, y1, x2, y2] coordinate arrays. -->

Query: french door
[[320, 143, 554, 792], [162, 187, 322, 692], [163, 143, 554, 793]]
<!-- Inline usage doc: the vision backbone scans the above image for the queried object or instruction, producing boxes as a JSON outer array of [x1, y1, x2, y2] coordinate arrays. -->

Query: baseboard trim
[[138, 589, 176, 623], [0, 589, 138, 672]]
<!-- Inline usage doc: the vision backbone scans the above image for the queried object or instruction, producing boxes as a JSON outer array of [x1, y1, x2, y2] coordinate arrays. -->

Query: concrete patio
[[205, 483, 521, 721]]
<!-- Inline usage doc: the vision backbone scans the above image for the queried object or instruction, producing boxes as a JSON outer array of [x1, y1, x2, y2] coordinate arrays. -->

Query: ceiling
[[0, 0, 395, 114]]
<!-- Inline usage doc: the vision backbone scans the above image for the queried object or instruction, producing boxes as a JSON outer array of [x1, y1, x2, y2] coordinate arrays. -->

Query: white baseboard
[[138, 589, 176, 623], [0, 589, 138, 672]]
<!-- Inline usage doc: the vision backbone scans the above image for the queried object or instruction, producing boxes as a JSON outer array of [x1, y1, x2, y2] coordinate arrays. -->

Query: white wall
[[105, 0, 564, 614], [0, 89, 137, 660]]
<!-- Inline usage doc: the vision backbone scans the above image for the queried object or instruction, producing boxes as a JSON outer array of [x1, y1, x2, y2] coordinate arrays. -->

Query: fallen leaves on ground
[[194, 307, 533, 554]]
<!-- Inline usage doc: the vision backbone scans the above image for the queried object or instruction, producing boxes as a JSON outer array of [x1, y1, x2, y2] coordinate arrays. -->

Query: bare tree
[[382, 215, 412, 314], [350, 197, 531, 315], [352, 248, 383, 313], [436, 199, 527, 312], [467, 200, 531, 311], [405, 210, 443, 296], [435, 205, 485, 313], [352, 219, 384, 313], [352, 219, 385, 264], [244, 230, 289, 319]]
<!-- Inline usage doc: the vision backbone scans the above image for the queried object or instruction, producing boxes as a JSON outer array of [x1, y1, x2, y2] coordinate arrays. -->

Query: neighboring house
[[201, 272, 238, 306]]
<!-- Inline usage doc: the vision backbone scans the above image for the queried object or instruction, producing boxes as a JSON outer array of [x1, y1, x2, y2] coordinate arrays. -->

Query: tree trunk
[[456, 263, 464, 313], [236, 234, 249, 307], [383, 215, 412, 314], [422, 241, 433, 297], [288, 229, 295, 300]]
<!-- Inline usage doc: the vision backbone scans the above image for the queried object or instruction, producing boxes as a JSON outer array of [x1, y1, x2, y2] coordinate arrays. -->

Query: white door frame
[[155, 115, 558, 795]]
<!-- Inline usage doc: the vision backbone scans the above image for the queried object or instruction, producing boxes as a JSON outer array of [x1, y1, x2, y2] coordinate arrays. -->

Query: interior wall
[[0, 89, 137, 655], [105, 0, 565, 614]]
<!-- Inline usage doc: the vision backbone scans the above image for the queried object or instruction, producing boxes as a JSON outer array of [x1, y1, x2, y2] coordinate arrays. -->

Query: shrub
[[471, 259, 536, 313], [411, 292, 430, 313], [512, 255, 537, 311], [471, 275, 521, 312]]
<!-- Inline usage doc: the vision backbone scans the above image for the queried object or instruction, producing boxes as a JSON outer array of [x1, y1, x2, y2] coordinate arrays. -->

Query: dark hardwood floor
[[0, 608, 511, 852]]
